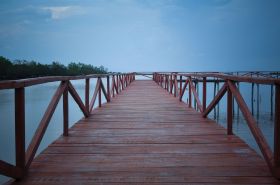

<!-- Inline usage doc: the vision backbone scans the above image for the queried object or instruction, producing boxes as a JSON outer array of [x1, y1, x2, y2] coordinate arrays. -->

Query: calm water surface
[[0, 79, 275, 184]]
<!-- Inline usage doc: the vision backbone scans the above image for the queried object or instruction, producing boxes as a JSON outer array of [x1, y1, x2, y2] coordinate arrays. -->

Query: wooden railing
[[153, 72, 280, 178], [0, 73, 135, 179]]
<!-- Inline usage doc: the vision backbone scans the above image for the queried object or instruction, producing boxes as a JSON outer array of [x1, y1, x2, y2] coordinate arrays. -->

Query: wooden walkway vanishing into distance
[[8, 80, 280, 184]]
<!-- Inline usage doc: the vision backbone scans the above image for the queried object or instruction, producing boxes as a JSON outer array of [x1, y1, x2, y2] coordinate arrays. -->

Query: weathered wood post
[[63, 81, 69, 136], [257, 83, 260, 119], [162, 74, 164, 88], [271, 84, 274, 118], [164, 75, 167, 89], [174, 74, 177, 97], [107, 76, 111, 102], [214, 81, 217, 119], [180, 75, 182, 97], [189, 77, 192, 108], [203, 77, 207, 112], [170, 74, 173, 94], [274, 84, 280, 169], [85, 78, 89, 115], [166, 75, 169, 91], [227, 81, 233, 135], [251, 83, 254, 115], [116, 75, 119, 93], [194, 81, 197, 110], [15, 87, 25, 178], [112, 75, 115, 97], [217, 82, 220, 119], [98, 77, 102, 107]]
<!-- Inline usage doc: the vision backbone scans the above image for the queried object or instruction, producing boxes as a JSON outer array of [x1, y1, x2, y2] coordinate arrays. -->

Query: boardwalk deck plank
[[10, 80, 280, 184]]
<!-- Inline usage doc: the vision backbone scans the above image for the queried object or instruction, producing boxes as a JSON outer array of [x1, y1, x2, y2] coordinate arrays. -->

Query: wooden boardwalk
[[11, 80, 279, 185]]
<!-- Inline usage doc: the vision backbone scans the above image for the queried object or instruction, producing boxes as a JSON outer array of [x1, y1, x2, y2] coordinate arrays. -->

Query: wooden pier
[[1, 73, 280, 184]]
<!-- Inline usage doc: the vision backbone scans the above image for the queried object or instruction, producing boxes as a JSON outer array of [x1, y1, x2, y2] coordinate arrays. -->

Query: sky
[[0, 0, 279, 72]]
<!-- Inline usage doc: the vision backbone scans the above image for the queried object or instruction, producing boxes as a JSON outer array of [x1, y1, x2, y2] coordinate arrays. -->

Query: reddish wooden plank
[[54, 134, 243, 144]]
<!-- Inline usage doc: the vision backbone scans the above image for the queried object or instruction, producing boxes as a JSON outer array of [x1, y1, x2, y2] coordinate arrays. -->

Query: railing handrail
[[154, 72, 280, 85], [0, 73, 135, 90]]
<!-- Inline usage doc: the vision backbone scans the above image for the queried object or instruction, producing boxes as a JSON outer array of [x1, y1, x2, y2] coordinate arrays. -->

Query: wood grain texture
[[9, 80, 280, 184]]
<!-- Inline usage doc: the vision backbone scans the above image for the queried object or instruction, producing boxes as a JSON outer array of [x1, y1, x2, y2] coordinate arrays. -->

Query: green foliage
[[0, 56, 108, 80], [0, 56, 13, 79]]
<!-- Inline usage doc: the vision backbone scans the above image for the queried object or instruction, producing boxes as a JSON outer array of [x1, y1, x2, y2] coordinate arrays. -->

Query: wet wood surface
[[10, 80, 280, 184]]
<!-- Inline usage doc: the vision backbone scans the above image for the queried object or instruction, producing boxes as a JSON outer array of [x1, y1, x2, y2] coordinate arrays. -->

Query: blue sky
[[0, 0, 279, 72]]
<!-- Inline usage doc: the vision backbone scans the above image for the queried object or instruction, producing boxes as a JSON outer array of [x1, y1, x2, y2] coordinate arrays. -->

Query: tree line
[[0, 56, 108, 80]]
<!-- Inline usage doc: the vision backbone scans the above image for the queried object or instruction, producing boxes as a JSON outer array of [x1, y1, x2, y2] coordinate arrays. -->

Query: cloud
[[42, 6, 86, 20]]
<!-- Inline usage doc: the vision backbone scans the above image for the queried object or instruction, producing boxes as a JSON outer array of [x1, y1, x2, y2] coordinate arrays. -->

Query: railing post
[[112, 75, 115, 97], [274, 84, 280, 167], [116, 75, 119, 93], [85, 78, 89, 114], [155, 73, 158, 83], [107, 76, 111, 102], [161, 75, 163, 87], [98, 77, 102, 107], [189, 77, 192, 108], [164, 75, 167, 89], [203, 77, 207, 112], [63, 81, 69, 136], [15, 87, 25, 178], [174, 74, 177, 97], [125, 74, 127, 86], [155, 74, 157, 83], [121, 75, 124, 90], [122, 74, 125, 89], [227, 81, 233, 135], [119, 75, 121, 91], [194, 81, 197, 110], [170, 74, 173, 94], [167, 75, 169, 91], [180, 75, 182, 97], [121, 74, 123, 88]]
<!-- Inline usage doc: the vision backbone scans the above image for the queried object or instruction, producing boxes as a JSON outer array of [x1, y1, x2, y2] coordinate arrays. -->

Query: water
[[0, 78, 276, 184]]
